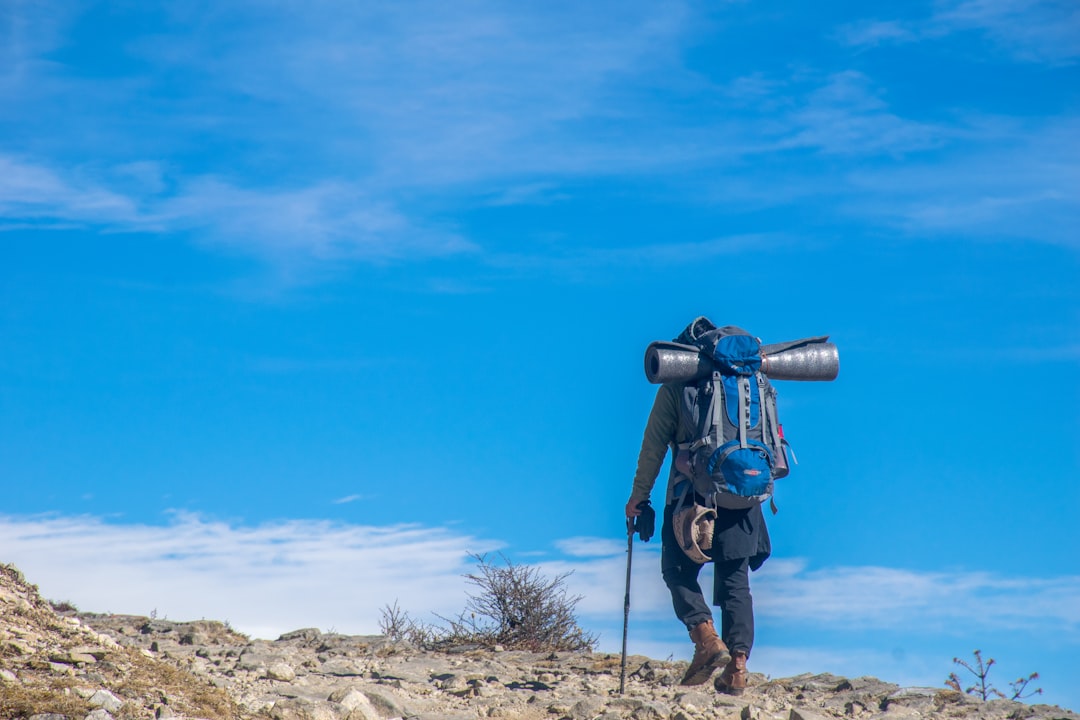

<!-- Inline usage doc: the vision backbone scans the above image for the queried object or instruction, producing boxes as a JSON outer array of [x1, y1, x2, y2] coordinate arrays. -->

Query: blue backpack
[[672, 323, 790, 511]]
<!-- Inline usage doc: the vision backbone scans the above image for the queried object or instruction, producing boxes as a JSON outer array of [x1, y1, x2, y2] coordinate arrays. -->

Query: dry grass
[[0, 678, 91, 719], [110, 647, 245, 720]]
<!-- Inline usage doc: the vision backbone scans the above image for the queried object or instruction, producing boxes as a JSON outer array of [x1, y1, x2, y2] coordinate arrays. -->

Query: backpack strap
[[683, 375, 719, 455], [710, 373, 723, 444], [759, 374, 782, 461], [737, 375, 750, 449]]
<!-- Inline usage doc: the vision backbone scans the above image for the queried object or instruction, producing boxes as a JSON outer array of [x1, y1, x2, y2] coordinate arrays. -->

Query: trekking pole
[[619, 516, 634, 695], [619, 500, 652, 695]]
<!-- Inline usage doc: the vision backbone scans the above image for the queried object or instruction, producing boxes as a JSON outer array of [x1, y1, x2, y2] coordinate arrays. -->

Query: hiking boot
[[679, 619, 731, 686], [715, 651, 749, 695]]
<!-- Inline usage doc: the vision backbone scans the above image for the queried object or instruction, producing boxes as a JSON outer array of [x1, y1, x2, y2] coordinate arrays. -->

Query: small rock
[[789, 708, 830, 720], [50, 651, 98, 664], [28, 715, 68, 720], [0, 668, 17, 682], [742, 706, 762, 720], [140, 620, 174, 635], [88, 689, 124, 713], [328, 688, 371, 712], [156, 705, 180, 719], [84, 710, 114, 720], [676, 691, 713, 711], [432, 672, 468, 691], [277, 628, 322, 642], [266, 662, 296, 682], [882, 686, 940, 712], [632, 702, 671, 720], [609, 697, 645, 713], [571, 697, 605, 720], [71, 646, 107, 661], [364, 689, 405, 718], [888, 687, 939, 700], [179, 630, 207, 645], [320, 658, 364, 676], [548, 700, 574, 715]]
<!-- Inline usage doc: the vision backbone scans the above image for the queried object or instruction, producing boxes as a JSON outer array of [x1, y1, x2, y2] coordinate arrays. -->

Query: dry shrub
[[380, 553, 597, 653], [945, 649, 1042, 702]]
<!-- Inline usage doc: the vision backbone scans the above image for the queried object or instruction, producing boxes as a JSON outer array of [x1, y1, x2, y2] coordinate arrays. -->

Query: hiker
[[626, 318, 772, 693]]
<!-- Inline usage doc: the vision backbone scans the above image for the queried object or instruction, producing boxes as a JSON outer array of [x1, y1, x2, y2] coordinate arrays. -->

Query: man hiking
[[626, 317, 772, 693]]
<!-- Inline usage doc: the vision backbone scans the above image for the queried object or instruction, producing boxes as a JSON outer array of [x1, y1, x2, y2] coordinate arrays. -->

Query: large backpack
[[672, 323, 789, 512]]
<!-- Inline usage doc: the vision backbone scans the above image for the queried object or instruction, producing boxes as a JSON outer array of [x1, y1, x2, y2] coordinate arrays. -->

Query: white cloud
[[933, 0, 1080, 64], [7, 516, 1076, 641], [838, 0, 1080, 64], [159, 178, 475, 263], [0, 155, 141, 225], [836, 20, 917, 47], [486, 234, 789, 280], [841, 116, 1080, 241], [94, 1, 700, 188], [532, 539, 1080, 636], [0, 513, 501, 640], [755, 559, 1080, 632], [776, 71, 947, 156], [555, 537, 628, 558], [0, 154, 476, 265], [3, 1, 1076, 267]]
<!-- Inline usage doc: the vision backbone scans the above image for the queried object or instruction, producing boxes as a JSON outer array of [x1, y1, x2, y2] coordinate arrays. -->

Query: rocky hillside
[[2, 562, 1077, 720]]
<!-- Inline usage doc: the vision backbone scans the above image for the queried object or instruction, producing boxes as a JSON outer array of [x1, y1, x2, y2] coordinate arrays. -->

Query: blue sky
[[2, 0, 1078, 709]]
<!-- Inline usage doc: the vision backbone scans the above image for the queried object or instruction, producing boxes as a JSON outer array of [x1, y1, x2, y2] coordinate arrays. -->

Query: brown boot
[[679, 620, 731, 686], [715, 651, 749, 695]]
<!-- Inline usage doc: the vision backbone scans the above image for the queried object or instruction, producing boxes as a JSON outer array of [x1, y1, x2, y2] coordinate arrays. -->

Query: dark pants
[[661, 503, 755, 655]]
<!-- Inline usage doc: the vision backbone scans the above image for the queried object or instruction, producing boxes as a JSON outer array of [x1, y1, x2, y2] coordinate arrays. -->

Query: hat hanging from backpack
[[672, 497, 716, 565]]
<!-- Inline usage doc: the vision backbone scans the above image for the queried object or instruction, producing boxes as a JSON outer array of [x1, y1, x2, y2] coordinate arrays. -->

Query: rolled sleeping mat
[[760, 340, 839, 381], [644, 341, 712, 384], [644, 337, 840, 383]]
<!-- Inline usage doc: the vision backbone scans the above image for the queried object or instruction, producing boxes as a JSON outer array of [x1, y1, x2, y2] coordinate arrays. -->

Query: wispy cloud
[[537, 540, 1080, 636], [934, 0, 1080, 64], [487, 234, 791, 280], [841, 116, 1080, 241], [0, 155, 141, 225], [160, 178, 475, 263], [0, 154, 476, 265], [838, 0, 1080, 64], [836, 20, 917, 47], [3, 0, 1076, 272], [775, 71, 947, 156], [755, 559, 1080, 632]]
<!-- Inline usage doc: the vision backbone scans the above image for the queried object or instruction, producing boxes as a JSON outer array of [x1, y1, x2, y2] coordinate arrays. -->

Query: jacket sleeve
[[629, 384, 678, 506]]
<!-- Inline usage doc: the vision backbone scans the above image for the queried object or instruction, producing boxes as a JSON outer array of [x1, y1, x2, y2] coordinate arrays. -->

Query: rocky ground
[[2, 563, 1077, 720]]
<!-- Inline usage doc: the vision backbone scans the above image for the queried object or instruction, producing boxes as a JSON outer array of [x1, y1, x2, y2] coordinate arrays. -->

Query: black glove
[[633, 500, 655, 542]]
